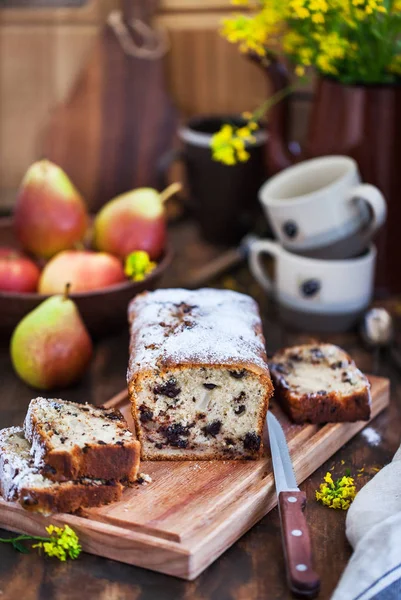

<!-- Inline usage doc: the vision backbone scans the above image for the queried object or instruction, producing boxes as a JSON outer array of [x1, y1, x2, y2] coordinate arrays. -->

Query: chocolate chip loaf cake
[[270, 344, 371, 423], [24, 398, 140, 483], [0, 427, 123, 515], [127, 288, 273, 459]]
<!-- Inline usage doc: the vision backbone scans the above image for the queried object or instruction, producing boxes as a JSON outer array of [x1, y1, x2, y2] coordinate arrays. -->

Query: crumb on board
[[137, 473, 152, 485]]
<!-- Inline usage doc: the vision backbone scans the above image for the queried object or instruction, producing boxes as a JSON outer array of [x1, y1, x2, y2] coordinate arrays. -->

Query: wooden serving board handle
[[278, 491, 320, 597]]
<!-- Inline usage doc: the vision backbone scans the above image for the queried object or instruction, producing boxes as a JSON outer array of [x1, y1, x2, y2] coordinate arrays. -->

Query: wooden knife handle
[[278, 491, 320, 597]]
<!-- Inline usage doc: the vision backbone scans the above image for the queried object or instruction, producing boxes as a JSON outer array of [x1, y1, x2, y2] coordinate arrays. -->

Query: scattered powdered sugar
[[361, 426, 382, 447], [127, 288, 268, 378]]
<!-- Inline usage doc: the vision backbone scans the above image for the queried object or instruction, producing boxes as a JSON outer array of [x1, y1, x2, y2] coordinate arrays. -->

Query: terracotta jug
[[265, 61, 401, 295]]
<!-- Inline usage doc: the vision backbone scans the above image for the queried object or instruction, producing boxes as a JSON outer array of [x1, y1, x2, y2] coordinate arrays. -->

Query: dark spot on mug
[[282, 220, 298, 239], [300, 279, 321, 298]]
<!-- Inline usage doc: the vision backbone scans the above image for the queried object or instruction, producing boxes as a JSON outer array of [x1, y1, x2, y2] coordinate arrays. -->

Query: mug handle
[[248, 240, 282, 295], [350, 183, 387, 237]]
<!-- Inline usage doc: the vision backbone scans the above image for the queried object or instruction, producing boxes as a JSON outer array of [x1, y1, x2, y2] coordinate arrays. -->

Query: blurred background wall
[[0, 0, 310, 209]]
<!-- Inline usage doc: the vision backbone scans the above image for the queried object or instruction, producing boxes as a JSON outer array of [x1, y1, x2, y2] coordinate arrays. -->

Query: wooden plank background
[[0, 0, 311, 208]]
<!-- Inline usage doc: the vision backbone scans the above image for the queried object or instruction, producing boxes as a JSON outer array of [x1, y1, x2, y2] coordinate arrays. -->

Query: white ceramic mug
[[249, 239, 376, 332], [259, 156, 386, 259]]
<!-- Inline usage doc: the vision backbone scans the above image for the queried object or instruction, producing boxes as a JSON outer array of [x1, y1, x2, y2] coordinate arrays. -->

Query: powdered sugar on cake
[[127, 288, 268, 377]]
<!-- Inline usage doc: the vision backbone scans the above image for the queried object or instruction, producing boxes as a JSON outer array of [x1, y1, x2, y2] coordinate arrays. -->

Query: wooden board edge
[[0, 500, 193, 579]]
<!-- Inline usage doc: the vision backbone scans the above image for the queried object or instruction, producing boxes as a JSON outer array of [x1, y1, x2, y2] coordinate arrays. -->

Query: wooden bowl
[[0, 217, 173, 340]]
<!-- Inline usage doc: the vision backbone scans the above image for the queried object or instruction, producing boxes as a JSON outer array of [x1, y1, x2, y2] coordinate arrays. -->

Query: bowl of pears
[[0, 160, 174, 340]]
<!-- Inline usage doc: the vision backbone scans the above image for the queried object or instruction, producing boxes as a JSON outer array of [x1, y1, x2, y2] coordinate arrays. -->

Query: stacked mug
[[248, 156, 387, 332]]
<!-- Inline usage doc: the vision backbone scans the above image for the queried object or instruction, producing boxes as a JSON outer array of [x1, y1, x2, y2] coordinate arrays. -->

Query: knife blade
[[266, 412, 320, 597]]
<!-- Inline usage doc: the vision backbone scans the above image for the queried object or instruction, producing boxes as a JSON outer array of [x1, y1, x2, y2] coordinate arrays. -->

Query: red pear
[[0, 247, 40, 293], [38, 250, 126, 294], [93, 184, 180, 261], [14, 160, 88, 259]]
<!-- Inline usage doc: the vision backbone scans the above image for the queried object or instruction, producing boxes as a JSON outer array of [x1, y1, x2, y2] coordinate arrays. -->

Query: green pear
[[10, 287, 93, 390]]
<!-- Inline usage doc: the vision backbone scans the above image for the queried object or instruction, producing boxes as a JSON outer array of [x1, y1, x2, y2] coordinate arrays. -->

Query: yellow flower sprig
[[316, 471, 357, 510], [0, 524, 81, 561], [210, 122, 257, 166], [125, 251, 156, 282], [210, 86, 292, 165]]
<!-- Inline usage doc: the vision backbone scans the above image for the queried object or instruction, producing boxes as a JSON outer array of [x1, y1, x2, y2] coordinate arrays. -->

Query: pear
[[14, 160, 88, 259], [10, 286, 93, 389], [93, 183, 181, 261]]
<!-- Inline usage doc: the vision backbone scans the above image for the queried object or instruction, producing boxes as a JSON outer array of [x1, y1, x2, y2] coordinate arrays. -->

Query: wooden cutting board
[[0, 375, 389, 580], [42, 0, 178, 212]]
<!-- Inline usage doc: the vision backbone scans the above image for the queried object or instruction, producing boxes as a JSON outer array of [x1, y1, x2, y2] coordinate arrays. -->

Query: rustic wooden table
[[0, 221, 399, 600]]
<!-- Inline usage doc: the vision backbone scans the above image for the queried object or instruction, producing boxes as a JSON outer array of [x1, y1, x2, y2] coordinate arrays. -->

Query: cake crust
[[18, 480, 123, 515], [270, 344, 371, 424], [0, 427, 123, 515], [24, 398, 140, 483], [127, 289, 273, 459]]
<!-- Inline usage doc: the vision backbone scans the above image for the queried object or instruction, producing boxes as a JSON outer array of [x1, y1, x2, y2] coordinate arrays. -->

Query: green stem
[[0, 535, 49, 543], [252, 84, 294, 121]]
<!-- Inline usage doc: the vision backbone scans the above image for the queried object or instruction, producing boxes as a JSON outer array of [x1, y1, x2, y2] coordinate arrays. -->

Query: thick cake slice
[[24, 398, 140, 483], [270, 343, 371, 423], [0, 427, 123, 515], [127, 288, 273, 459]]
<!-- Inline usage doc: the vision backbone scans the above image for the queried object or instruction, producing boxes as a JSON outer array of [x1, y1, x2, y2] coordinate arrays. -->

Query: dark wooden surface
[[0, 220, 400, 600]]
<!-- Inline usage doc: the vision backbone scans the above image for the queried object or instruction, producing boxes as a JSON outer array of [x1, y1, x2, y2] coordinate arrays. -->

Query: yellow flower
[[238, 149, 251, 161], [295, 64, 305, 75], [316, 471, 357, 510], [125, 251, 156, 282], [290, 0, 310, 19], [309, 0, 328, 10], [210, 119, 260, 165], [311, 12, 325, 23], [351, 0, 387, 17], [33, 525, 81, 561]]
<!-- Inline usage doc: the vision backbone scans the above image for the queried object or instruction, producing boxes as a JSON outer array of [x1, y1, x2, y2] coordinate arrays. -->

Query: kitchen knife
[[266, 411, 320, 597]]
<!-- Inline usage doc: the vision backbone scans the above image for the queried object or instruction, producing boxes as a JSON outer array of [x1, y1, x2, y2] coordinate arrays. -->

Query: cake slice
[[269, 343, 371, 423], [127, 288, 273, 460], [24, 398, 140, 483], [0, 427, 123, 515]]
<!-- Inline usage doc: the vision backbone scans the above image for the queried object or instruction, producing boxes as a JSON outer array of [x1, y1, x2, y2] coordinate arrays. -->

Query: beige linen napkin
[[332, 446, 401, 600]]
